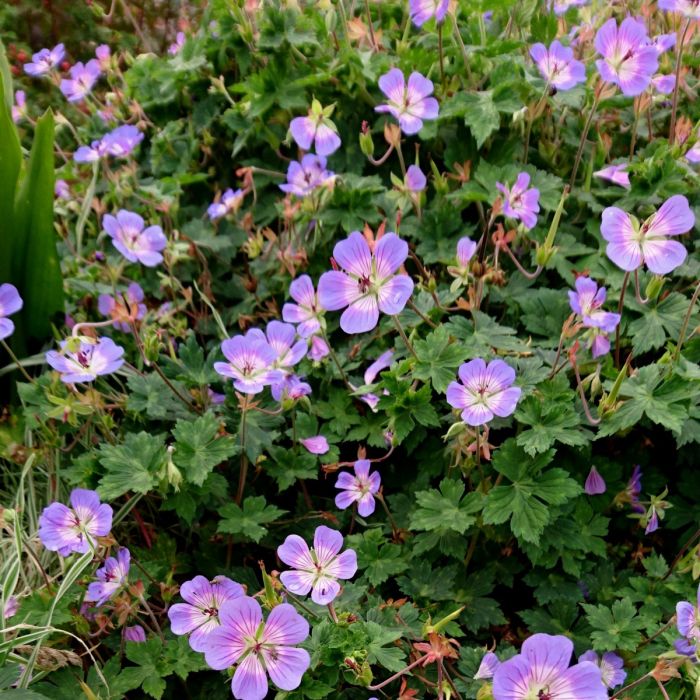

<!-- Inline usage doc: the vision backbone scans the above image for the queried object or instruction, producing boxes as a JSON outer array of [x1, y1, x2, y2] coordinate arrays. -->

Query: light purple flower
[[46, 337, 125, 384], [95, 45, 111, 70], [626, 465, 644, 513], [474, 651, 501, 680], [3, 596, 19, 619], [38, 489, 112, 556], [659, 0, 700, 18], [317, 232, 414, 334], [686, 132, 700, 164], [85, 547, 130, 606], [530, 40, 586, 91], [290, 106, 341, 156], [409, 0, 449, 26], [650, 33, 676, 55], [578, 651, 627, 689], [248, 322, 306, 373], [674, 637, 697, 657], [446, 359, 521, 426], [493, 633, 607, 700], [335, 460, 381, 517], [168, 32, 186, 55], [404, 165, 427, 192], [283, 275, 324, 338], [11, 90, 26, 123], [676, 585, 700, 645], [55, 179, 70, 199], [645, 506, 659, 534], [214, 334, 285, 395], [594, 17, 658, 96], [584, 466, 606, 495], [300, 435, 329, 455], [594, 164, 630, 189], [652, 74, 675, 95], [601, 195, 695, 274], [103, 210, 167, 267], [208, 387, 226, 405], [457, 237, 477, 269], [74, 140, 107, 163], [60, 60, 101, 102], [496, 173, 540, 230], [202, 597, 310, 700], [98, 282, 146, 332], [0, 284, 23, 341], [271, 374, 312, 402], [375, 68, 439, 135], [100, 125, 144, 157], [168, 575, 245, 652], [24, 44, 64, 76], [552, 0, 588, 15], [280, 155, 335, 197], [590, 331, 611, 359], [364, 349, 393, 386], [207, 189, 245, 221], [277, 525, 357, 605], [308, 334, 330, 361], [568, 276, 620, 332], [124, 625, 146, 643]]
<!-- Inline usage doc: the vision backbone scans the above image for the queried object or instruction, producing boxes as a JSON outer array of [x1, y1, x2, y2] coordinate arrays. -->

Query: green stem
[[0, 339, 34, 383], [569, 89, 602, 189], [236, 396, 249, 505], [75, 160, 99, 259], [673, 279, 700, 363], [437, 23, 445, 91], [614, 271, 630, 368], [320, 328, 353, 389], [393, 315, 417, 359], [669, 18, 691, 145]]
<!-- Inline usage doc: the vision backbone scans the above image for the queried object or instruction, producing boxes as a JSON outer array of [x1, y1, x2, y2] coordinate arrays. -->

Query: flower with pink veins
[[375, 68, 439, 135], [594, 164, 630, 189], [409, 0, 449, 27], [317, 231, 414, 334], [568, 276, 620, 332], [283, 275, 324, 338], [601, 195, 695, 274], [289, 100, 341, 156], [530, 40, 586, 91], [277, 525, 357, 605], [496, 172, 540, 230], [335, 459, 381, 517]]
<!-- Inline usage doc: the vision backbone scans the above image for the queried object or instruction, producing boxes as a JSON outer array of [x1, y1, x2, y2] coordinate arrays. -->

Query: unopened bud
[[645, 275, 665, 302], [359, 129, 375, 157]]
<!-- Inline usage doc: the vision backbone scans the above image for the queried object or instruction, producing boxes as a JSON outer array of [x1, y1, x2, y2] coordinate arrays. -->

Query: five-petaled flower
[[492, 633, 607, 699], [601, 195, 695, 274], [168, 575, 245, 652], [568, 276, 621, 333], [530, 40, 586, 91], [24, 44, 65, 76], [496, 172, 540, 230], [375, 68, 439, 135], [283, 275, 325, 338], [0, 284, 23, 340], [446, 358, 521, 426], [317, 231, 414, 334], [280, 155, 335, 197], [409, 0, 449, 27], [74, 125, 144, 163], [579, 651, 627, 689], [214, 334, 285, 394], [335, 459, 381, 517], [277, 525, 357, 605], [38, 489, 113, 556], [60, 60, 101, 102], [208, 188, 245, 221], [290, 102, 342, 156], [103, 210, 167, 267], [46, 337, 125, 384], [85, 547, 131, 606], [202, 596, 310, 700]]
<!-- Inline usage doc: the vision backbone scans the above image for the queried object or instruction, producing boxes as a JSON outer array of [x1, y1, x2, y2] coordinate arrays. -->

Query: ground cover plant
[[0, 0, 700, 698]]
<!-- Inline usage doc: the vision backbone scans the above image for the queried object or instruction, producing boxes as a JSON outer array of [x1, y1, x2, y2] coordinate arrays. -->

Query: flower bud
[[645, 274, 665, 302]]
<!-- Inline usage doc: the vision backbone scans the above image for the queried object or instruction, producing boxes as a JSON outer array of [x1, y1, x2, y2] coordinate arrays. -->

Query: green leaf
[[172, 411, 237, 486], [441, 91, 500, 147], [347, 529, 409, 586], [97, 432, 167, 499], [364, 621, 406, 672], [217, 496, 286, 542], [413, 326, 469, 392], [126, 373, 191, 421], [410, 478, 483, 534], [446, 312, 528, 356], [628, 292, 696, 354], [266, 446, 318, 491], [582, 598, 646, 652], [0, 70, 21, 284]]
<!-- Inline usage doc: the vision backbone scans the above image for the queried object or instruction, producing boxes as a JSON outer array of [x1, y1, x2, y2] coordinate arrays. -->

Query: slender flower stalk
[[669, 18, 691, 145], [570, 89, 602, 188]]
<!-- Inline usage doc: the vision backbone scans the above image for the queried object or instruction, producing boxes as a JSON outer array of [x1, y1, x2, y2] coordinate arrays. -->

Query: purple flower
[[24, 44, 64, 77], [55, 179, 70, 199], [650, 33, 677, 55], [248, 322, 306, 374], [103, 210, 167, 267], [60, 60, 101, 102], [658, 0, 700, 17], [101, 125, 144, 157], [601, 195, 695, 274], [214, 334, 285, 394], [457, 237, 477, 270], [280, 155, 335, 197], [446, 359, 521, 426], [0, 284, 23, 341], [652, 74, 675, 94], [686, 132, 700, 164], [46, 337, 125, 384], [202, 597, 310, 700], [308, 334, 330, 361], [674, 637, 697, 657], [277, 525, 357, 605], [404, 165, 427, 192], [317, 232, 414, 334], [589, 331, 612, 359], [123, 625, 146, 643], [568, 276, 620, 332], [207, 188, 245, 221], [594, 17, 658, 96], [676, 585, 700, 644], [38, 489, 112, 556], [283, 275, 324, 338], [594, 164, 630, 189], [85, 548, 130, 606], [578, 651, 627, 689], [493, 633, 607, 700], [12, 90, 26, 123], [552, 0, 588, 14], [168, 575, 245, 652], [271, 374, 312, 402], [168, 32, 186, 55], [290, 102, 341, 156], [300, 435, 329, 455], [496, 173, 540, 230], [335, 459, 381, 517], [98, 282, 146, 332], [409, 0, 449, 26], [208, 387, 226, 405], [74, 140, 107, 163], [645, 506, 659, 534], [584, 466, 606, 495], [530, 40, 586, 91], [95, 45, 111, 70], [3, 596, 19, 619], [375, 68, 439, 135], [626, 465, 644, 513], [474, 651, 501, 680]]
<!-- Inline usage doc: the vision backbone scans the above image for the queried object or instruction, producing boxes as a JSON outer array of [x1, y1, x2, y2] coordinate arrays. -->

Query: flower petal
[[377, 276, 414, 316], [263, 603, 310, 646], [263, 646, 311, 692], [642, 238, 687, 274], [232, 653, 268, 700], [340, 295, 380, 334], [277, 534, 314, 570]]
